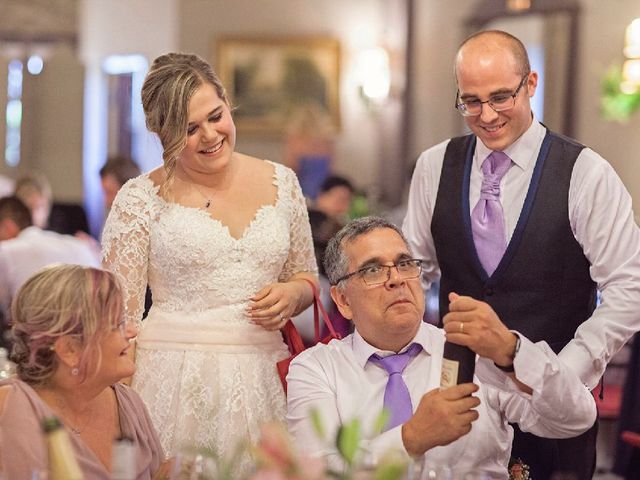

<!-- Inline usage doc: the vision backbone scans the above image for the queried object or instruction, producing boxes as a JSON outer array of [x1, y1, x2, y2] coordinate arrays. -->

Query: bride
[[102, 52, 318, 475]]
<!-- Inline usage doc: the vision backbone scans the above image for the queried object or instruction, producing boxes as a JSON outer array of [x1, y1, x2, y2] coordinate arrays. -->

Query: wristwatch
[[494, 333, 521, 373]]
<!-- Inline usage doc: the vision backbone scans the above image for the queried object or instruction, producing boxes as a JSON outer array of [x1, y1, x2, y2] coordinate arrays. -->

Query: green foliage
[[349, 193, 370, 219], [372, 410, 390, 435], [310, 408, 326, 440], [336, 418, 362, 467], [374, 460, 408, 480], [601, 65, 640, 122]]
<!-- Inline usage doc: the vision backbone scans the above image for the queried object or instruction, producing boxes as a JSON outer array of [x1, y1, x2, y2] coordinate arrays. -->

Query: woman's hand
[[248, 276, 316, 331]]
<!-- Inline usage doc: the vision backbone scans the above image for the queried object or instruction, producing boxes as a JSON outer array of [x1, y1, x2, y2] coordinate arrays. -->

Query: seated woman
[[0, 264, 170, 479]]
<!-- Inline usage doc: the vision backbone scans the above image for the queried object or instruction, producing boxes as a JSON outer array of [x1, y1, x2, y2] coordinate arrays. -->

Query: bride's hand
[[248, 279, 312, 331]]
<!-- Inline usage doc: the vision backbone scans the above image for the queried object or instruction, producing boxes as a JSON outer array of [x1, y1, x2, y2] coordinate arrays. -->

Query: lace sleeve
[[101, 178, 153, 328], [278, 167, 318, 282]]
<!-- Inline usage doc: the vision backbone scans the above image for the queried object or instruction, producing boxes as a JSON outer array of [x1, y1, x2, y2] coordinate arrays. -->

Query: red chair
[[622, 430, 640, 448], [592, 383, 623, 419]]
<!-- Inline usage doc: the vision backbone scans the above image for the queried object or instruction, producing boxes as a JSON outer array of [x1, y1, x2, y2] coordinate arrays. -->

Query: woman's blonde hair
[[10, 264, 124, 385], [141, 52, 230, 197]]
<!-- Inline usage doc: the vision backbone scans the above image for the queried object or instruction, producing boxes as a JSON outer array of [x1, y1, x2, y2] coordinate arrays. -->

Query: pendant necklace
[[53, 392, 95, 435], [193, 183, 213, 209], [181, 171, 214, 209]]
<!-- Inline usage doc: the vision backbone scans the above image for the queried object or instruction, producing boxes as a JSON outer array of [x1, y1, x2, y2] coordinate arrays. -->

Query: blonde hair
[[286, 102, 336, 139], [10, 264, 124, 385], [14, 173, 52, 203], [141, 52, 230, 197]]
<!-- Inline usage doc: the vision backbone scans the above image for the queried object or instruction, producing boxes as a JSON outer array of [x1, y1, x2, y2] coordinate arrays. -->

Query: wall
[[409, 1, 472, 162], [22, 44, 84, 202], [79, 0, 179, 233], [0, 0, 80, 198]]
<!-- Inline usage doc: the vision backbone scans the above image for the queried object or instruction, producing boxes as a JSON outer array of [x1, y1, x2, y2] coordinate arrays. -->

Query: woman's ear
[[52, 336, 82, 370], [330, 285, 353, 320]]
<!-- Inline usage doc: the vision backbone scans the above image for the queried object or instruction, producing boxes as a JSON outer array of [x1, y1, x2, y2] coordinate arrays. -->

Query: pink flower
[[249, 470, 289, 480], [251, 422, 326, 480]]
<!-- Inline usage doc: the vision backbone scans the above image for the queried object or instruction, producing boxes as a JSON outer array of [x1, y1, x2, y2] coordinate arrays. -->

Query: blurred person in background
[[301, 175, 356, 339], [284, 102, 337, 200], [307, 175, 354, 276], [0, 197, 100, 332], [0, 174, 13, 198], [14, 172, 52, 229], [99, 155, 142, 213]]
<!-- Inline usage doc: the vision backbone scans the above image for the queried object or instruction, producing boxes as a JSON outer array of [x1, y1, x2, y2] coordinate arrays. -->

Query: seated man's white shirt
[[286, 322, 596, 478], [0, 226, 100, 314], [0, 175, 13, 197]]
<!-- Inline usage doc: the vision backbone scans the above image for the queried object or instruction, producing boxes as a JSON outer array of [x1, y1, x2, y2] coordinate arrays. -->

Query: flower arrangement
[[173, 410, 526, 479], [507, 457, 530, 480], [249, 410, 408, 480], [172, 411, 408, 480]]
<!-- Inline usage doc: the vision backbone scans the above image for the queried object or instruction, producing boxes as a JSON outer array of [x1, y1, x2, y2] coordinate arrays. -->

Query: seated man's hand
[[443, 292, 517, 367], [401, 383, 480, 457]]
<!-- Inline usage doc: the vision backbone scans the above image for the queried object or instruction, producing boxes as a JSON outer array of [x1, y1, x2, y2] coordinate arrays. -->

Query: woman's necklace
[[52, 392, 96, 435], [180, 170, 214, 209], [193, 184, 213, 209]]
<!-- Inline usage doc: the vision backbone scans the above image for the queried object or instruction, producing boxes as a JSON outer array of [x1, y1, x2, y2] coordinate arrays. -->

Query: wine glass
[[169, 451, 217, 480]]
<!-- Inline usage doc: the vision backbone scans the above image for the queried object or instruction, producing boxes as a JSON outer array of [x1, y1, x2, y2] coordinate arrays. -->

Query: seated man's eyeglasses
[[455, 73, 530, 117], [333, 258, 423, 286]]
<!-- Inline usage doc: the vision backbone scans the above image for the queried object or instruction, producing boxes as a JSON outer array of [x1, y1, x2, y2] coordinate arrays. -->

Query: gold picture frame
[[215, 36, 341, 136]]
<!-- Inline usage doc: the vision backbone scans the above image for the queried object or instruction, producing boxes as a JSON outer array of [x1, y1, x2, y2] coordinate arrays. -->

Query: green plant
[[309, 409, 407, 480], [171, 410, 407, 480], [601, 65, 640, 122]]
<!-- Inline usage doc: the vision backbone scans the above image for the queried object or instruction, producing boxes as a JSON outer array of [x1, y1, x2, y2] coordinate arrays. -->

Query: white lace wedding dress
[[102, 161, 317, 474]]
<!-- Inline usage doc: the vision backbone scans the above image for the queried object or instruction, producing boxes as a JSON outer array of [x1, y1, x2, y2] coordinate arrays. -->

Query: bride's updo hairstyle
[[141, 52, 230, 196]]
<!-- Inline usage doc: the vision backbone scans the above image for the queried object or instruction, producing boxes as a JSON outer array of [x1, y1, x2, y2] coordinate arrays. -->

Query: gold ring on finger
[[460, 322, 464, 333]]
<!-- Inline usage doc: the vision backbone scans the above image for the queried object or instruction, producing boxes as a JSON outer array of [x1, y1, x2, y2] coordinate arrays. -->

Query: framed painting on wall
[[215, 36, 341, 136]]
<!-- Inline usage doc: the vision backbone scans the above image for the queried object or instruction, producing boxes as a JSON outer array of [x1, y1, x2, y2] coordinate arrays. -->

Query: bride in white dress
[[101, 53, 317, 474]]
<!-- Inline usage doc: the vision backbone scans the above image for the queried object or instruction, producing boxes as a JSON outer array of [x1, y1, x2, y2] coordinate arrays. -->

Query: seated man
[[0, 197, 100, 328], [286, 216, 597, 477]]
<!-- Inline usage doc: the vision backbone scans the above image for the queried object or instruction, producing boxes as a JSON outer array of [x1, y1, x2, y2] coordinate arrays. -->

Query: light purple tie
[[369, 343, 422, 431], [471, 151, 512, 275]]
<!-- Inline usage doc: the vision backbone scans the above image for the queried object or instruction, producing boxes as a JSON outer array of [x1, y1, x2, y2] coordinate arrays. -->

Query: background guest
[[99, 155, 142, 213], [303, 174, 356, 339], [0, 197, 100, 342], [0, 175, 13, 198], [283, 102, 337, 200], [0, 264, 169, 479], [101, 52, 317, 475], [307, 175, 354, 276], [14, 172, 52, 229]]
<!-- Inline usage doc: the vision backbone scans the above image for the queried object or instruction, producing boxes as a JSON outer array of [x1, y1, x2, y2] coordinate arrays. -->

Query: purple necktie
[[471, 151, 512, 275], [369, 343, 422, 431]]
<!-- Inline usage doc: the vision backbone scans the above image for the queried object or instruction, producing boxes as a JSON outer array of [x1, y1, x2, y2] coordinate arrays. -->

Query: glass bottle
[[42, 416, 83, 480], [111, 436, 135, 480], [0, 347, 15, 380]]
